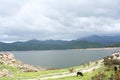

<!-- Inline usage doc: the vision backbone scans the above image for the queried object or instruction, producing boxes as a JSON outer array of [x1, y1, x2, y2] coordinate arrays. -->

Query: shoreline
[[1, 47, 120, 52], [81, 47, 120, 50]]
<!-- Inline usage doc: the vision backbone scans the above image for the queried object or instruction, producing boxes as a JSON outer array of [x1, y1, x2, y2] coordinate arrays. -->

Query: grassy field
[[0, 59, 116, 80], [0, 58, 117, 80], [0, 60, 104, 80], [48, 66, 114, 80]]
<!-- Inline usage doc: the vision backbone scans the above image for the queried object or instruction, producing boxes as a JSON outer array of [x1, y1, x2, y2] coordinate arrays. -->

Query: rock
[[0, 69, 13, 77], [0, 52, 44, 73], [0, 53, 4, 59], [6, 53, 14, 60]]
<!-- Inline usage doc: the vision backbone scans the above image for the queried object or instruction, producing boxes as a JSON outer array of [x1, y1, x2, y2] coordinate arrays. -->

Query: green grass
[[13, 62, 87, 79], [0, 60, 105, 80], [0, 64, 20, 72], [49, 65, 115, 80], [48, 67, 103, 80]]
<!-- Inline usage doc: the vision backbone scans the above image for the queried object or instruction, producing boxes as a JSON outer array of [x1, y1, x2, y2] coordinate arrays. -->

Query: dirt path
[[24, 65, 100, 80], [39, 65, 100, 80], [23, 61, 103, 80]]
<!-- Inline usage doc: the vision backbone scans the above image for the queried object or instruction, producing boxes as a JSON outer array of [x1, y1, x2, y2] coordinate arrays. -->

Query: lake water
[[5, 49, 119, 68]]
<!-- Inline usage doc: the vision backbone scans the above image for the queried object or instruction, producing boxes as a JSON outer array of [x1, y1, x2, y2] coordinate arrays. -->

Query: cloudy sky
[[0, 0, 120, 42]]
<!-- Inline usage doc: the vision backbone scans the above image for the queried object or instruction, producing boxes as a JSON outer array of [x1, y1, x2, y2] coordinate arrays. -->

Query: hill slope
[[78, 35, 120, 45], [0, 40, 102, 51], [108, 42, 120, 47]]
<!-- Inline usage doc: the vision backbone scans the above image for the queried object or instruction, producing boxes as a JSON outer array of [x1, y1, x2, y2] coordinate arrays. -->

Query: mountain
[[68, 40, 103, 49], [78, 35, 120, 45], [1, 35, 120, 51], [0, 39, 102, 51], [108, 42, 120, 47]]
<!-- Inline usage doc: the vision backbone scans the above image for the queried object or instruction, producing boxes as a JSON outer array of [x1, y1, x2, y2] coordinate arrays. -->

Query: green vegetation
[[0, 40, 103, 51], [109, 42, 120, 47], [1, 35, 120, 51], [47, 65, 115, 80], [0, 64, 20, 72], [0, 60, 103, 80], [48, 67, 104, 80], [0, 65, 69, 79]]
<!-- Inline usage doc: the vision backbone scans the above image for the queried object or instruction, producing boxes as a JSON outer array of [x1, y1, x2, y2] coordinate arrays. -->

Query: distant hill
[[67, 40, 103, 49], [78, 35, 120, 46], [0, 39, 102, 51], [108, 42, 120, 47], [0, 35, 120, 51]]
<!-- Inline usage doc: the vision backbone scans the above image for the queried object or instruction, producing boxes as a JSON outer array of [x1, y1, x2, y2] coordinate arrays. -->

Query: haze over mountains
[[0, 35, 120, 51], [79, 35, 120, 45]]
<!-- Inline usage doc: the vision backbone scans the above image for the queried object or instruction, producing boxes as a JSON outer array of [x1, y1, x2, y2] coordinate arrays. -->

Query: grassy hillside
[[0, 59, 103, 80], [0, 58, 118, 80]]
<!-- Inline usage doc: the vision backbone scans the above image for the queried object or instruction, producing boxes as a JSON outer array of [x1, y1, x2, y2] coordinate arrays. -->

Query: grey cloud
[[45, 0, 120, 18], [0, 0, 120, 42], [0, 0, 28, 17]]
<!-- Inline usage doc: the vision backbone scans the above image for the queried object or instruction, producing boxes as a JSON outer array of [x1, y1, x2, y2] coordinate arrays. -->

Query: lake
[[5, 49, 119, 68]]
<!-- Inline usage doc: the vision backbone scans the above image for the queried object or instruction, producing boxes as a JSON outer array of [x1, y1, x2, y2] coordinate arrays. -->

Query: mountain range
[[0, 35, 120, 51], [0, 39, 102, 51], [78, 35, 120, 45]]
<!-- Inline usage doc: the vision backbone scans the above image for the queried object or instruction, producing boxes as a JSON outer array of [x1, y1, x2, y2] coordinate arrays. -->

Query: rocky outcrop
[[0, 52, 44, 72], [0, 69, 13, 77], [103, 50, 120, 66]]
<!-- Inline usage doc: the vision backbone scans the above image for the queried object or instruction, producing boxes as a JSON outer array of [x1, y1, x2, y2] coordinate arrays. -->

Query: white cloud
[[0, 0, 120, 41]]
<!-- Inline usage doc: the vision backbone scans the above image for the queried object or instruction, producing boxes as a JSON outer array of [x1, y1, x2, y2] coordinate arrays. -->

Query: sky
[[0, 0, 120, 42]]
